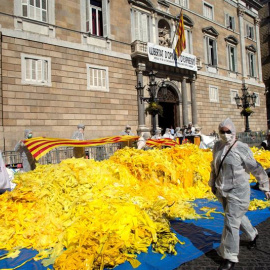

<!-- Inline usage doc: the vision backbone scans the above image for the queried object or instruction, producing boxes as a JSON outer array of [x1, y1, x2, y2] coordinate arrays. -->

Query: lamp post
[[135, 71, 167, 135], [234, 83, 257, 132]]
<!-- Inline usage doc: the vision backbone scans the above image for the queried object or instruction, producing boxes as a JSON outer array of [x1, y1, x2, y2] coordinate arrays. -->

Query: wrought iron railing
[[236, 131, 267, 147]]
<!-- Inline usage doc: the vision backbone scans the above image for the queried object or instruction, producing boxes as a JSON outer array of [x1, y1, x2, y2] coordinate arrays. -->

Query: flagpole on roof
[[171, 8, 183, 48]]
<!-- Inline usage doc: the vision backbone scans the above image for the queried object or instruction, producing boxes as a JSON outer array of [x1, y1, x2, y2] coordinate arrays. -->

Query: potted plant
[[240, 107, 254, 117], [145, 102, 163, 116]]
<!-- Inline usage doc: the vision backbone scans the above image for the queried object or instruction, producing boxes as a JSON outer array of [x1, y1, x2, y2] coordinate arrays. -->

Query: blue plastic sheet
[[1, 184, 269, 270]]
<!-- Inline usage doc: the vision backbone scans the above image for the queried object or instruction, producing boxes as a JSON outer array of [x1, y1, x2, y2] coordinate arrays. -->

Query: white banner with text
[[147, 43, 197, 71]]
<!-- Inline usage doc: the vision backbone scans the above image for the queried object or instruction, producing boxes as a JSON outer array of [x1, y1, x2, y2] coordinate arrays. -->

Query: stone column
[[238, 6, 247, 79], [136, 66, 148, 135], [190, 75, 198, 126], [254, 17, 263, 82], [181, 78, 188, 126]]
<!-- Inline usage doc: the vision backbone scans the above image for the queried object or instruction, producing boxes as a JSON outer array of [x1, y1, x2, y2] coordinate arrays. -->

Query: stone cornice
[[157, 0, 170, 8], [246, 44, 257, 52], [0, 28, 131, 60], [202, 26, 219, 37], [225, 35, 239, 45], [237, 6, 245, 17]]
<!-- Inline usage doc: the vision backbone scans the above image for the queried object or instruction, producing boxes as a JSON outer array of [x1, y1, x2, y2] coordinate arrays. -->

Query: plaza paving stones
[[175, 217, 270, 270]]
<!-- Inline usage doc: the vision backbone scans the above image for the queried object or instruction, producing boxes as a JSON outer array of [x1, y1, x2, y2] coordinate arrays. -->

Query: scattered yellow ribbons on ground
[[0, 144, 269, 270]]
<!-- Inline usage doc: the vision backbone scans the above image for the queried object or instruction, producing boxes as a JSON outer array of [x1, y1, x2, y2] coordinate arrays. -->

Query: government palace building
[[0, 0, 266, 150]]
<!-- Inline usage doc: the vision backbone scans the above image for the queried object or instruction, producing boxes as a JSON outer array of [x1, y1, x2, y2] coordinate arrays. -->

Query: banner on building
[[147, 43, 197, 71]]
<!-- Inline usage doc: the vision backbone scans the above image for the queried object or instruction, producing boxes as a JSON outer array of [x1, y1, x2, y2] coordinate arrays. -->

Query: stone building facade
[[259, 0, 270, 127], [0, 0, 267, 150]]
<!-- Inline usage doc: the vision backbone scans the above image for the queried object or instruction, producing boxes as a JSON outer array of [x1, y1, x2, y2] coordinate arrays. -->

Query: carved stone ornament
[[158, 88, 179, 103], [158, 26, 172, 47], [237, 6, 245, 17], [254, 17, 260, 26]]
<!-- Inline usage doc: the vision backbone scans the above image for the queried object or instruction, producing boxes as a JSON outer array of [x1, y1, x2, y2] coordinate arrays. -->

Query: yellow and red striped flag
[[175, 11, 186, 58], [146, 138, 180, 148], [24, 136, 139, 160]]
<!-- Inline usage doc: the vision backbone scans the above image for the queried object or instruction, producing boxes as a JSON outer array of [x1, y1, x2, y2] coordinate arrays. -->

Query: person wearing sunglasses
[[209, 118, 270, 270]]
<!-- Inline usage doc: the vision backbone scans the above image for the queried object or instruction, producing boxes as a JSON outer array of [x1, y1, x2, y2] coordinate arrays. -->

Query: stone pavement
[[174, 217, 270, 270]]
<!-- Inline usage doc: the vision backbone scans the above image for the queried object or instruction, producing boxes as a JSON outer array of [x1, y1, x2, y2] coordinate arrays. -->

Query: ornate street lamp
[[135, 71, 167, 135], [234, 83, 257, 132]]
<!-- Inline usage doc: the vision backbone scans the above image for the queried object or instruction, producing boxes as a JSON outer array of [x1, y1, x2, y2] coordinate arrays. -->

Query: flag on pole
[[174, 11, 186, 58]]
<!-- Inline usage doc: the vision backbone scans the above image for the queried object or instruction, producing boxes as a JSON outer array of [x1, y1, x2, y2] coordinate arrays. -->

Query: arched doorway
[[157, 86, 180, 134]]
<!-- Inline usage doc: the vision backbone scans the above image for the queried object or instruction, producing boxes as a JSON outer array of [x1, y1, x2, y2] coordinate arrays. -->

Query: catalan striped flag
[[146, 138, 180, 148], [174, 11, 186, 58], [24, 136, 139, 160], [24, 136, 185, 161]]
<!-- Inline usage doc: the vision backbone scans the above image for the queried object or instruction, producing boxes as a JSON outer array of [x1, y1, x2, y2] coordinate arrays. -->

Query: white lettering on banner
[[147, 43, 197, 72]]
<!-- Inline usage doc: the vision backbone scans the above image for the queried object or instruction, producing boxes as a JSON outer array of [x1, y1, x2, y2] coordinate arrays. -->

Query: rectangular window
[[21, 0, 47, 22], [247, 52, 256, 77], [246, 24, 254, 39], [209, 86, 219, 102], [228, 45, 237, 72], [206, 37, 217, 66], [230, 89, 238, 104], [203, 2, 213, 20], [86, 0, 103, 36], [225, 14, 235, 30], [184, 29, 192, 54], [87, 64, 109, 92], [254, 92, 260, 106], [21, 53, 51, 86], [132, 9, 151, 42], [175, 0, 188, 8]]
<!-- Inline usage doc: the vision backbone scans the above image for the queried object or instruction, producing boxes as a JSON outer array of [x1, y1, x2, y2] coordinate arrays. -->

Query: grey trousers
[[216, 184, 257, 263]]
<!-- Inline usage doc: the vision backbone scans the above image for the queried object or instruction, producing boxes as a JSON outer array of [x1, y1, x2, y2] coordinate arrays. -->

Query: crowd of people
[[134, 122, 202, 150], [161, 122, 201, 139]]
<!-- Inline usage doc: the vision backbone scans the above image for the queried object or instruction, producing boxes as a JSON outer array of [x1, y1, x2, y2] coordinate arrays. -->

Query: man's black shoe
[[218, 260, 235, 270], [248, 234, 258, 250]]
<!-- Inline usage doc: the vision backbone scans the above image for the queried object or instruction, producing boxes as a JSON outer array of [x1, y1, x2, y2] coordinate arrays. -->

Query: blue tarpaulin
[[1, 184, 269, 270]]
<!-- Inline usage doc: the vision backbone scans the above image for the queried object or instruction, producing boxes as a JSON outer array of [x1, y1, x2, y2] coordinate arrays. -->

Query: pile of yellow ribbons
[[0, 144, 269, 270]]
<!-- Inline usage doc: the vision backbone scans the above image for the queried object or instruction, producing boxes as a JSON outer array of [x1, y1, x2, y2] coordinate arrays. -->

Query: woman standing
[[209, 118, 270, 270]]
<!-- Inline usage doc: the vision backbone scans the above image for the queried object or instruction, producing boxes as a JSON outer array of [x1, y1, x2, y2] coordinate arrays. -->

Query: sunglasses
[[219, 130, 232, 134]]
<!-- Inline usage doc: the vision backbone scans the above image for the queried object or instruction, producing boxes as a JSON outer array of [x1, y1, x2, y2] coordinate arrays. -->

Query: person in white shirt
[[185, 122, 195, 135], [137, 132, 150, 150], [163, 128, 174, 139], [120, 125, 134, 136], [152, 129, 162, 139]]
